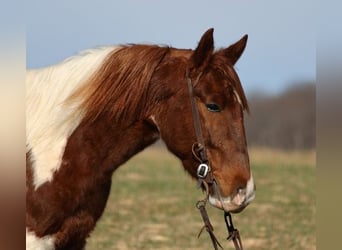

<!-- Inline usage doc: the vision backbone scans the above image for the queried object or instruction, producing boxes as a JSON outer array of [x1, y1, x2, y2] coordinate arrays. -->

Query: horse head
[[149, 28, 255, 213]]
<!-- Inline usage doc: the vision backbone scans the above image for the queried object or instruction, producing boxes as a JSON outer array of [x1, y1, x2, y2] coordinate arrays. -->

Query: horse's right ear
[[190, 28, 214, 69]]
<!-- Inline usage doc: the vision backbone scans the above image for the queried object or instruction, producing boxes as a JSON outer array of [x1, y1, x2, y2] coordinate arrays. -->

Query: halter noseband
[[186, 67, 243, 250]]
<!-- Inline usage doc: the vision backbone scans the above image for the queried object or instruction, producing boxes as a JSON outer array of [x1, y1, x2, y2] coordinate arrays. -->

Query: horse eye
[[206, 103, 221, 112]]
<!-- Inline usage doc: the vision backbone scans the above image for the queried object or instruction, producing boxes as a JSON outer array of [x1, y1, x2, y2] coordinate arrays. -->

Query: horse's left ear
[[222, 34, 248, 65], [191, 28, 214, 69]]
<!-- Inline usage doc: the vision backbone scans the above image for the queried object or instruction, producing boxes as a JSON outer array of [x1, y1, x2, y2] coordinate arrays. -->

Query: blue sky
[[26, 0, 315, 95]]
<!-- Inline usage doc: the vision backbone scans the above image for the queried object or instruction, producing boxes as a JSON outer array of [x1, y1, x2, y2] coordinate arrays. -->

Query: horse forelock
[[208, 51, 249, 113], [68, 45, 170, 126]]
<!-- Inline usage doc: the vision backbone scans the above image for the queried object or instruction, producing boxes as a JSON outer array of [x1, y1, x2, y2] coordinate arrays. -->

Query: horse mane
[[66, 44, 248, 128], [68, 45, 170, 125]]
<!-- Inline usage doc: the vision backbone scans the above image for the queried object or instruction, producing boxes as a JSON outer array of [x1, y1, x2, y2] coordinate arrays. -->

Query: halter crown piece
[[186, 67, 244, 250]]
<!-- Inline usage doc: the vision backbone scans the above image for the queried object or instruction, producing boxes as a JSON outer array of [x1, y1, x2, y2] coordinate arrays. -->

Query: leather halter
[[186, 68, 244, 250]]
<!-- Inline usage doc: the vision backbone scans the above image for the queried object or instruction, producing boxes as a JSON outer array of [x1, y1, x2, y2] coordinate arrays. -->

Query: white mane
[[26, 46, 119, 189]]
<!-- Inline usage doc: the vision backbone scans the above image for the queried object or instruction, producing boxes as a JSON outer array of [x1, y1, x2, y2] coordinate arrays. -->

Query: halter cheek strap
[[185, 68, 207, 162], [186, 67, 243, 250], [185, 68, 213, 184]]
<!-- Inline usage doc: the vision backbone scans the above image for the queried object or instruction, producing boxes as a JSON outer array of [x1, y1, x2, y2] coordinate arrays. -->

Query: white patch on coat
[[233, 88, 243, 106], [26, 46, 120, 189], [26, 229, 55, 250], [245, 173, 256, 204], [148, 115, 162, 142]]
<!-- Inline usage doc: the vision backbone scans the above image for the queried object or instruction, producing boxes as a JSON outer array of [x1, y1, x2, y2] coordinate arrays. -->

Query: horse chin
[[208, 195, 252, 214]]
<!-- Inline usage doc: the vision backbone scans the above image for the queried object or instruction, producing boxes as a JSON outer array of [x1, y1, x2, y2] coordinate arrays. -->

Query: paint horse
[[26, 28, 255, 249]]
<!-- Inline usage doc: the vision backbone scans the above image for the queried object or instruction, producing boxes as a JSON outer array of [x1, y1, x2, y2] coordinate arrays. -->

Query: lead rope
[[196, 181, 244, 250], [196, 180, 223, 250], [224, 212, 244, 250]]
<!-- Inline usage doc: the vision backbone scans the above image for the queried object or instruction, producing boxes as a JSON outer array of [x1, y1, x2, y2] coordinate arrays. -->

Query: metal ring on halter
[[197, 163, 210, 179], [196, 199, 207, 209]]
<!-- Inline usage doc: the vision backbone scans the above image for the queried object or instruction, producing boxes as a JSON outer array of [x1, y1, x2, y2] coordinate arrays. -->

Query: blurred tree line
[[245, 82, 315, 150]]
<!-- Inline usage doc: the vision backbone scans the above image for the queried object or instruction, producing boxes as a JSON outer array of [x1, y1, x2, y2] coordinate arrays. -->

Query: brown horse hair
[[26, 32, 255, 249], [67, 44, 249, 130], [67, 45, 170, 126], [210, 51, 250, 113]]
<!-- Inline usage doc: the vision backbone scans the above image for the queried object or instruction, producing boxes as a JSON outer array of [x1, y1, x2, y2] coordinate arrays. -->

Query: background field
[[87, 146, 315, 250]]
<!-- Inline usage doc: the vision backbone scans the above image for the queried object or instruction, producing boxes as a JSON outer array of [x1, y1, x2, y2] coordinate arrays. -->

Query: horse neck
[[62, 115, 160, 174], [144, 50, 193, 157]]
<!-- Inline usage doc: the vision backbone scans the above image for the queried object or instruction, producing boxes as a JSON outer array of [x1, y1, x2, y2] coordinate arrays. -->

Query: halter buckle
[[197, 163, 209, 179]]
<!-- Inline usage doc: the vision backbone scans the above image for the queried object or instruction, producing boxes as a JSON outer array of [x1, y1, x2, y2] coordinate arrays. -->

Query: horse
[[26, 28, 255, 250]]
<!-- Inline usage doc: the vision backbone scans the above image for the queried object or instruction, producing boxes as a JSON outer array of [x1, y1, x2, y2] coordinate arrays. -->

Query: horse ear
[[191, 28, 214, 69], [222, 34, 248, 65]]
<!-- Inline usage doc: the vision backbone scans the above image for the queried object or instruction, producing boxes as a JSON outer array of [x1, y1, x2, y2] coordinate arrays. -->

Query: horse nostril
[[237, 187, 246, 196], [232, 187, 247, 206]]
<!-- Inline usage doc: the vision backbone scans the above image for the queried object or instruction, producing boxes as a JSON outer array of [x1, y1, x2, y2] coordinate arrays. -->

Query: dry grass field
[[87, 146, 316, 250]]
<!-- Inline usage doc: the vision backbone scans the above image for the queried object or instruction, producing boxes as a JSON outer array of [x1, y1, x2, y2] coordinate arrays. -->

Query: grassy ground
[[87, 146, 316, 250]]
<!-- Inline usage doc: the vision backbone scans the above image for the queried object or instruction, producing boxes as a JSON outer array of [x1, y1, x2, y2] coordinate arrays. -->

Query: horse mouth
[[208, 192, 255, 213], [207, 175, 256, 213]]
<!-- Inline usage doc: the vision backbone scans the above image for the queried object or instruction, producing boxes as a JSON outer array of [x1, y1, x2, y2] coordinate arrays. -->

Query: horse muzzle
[[208, 174, 256, 213]]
